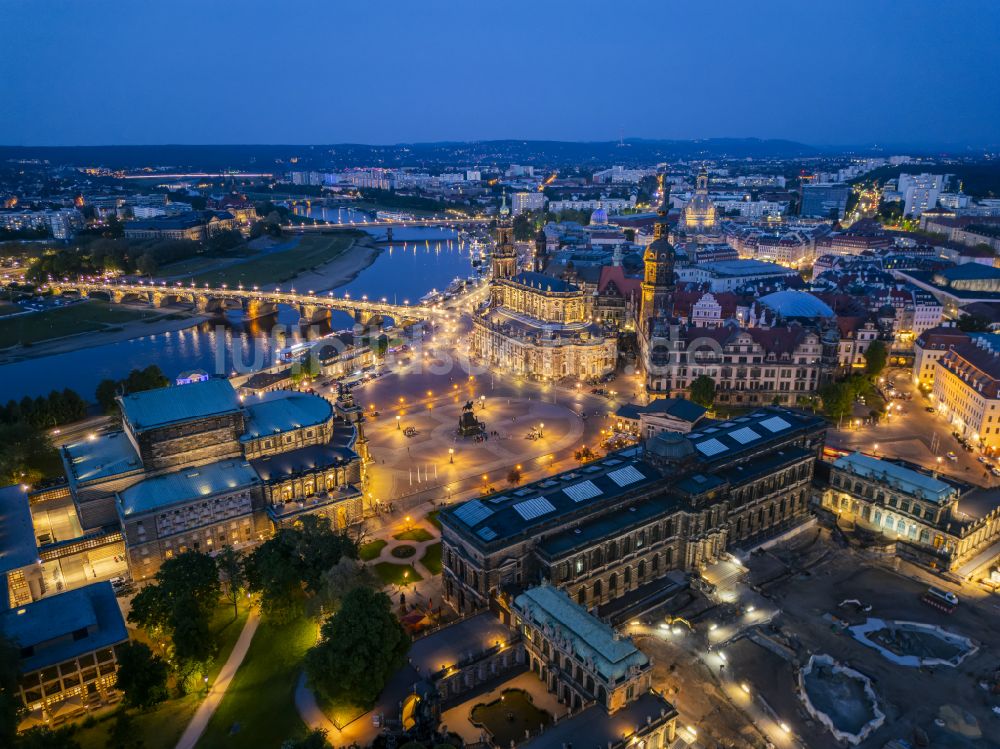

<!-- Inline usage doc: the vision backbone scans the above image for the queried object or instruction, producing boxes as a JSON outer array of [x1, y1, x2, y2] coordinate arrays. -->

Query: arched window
[[638, 560, 646, 578], [593, 579, 602, 598], [577, 587, 586, 605], [624, 566, 632, 585], [609, 573, 618, 592]]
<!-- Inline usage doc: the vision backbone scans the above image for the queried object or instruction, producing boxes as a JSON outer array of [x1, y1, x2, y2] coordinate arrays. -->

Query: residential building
[[932, 338, 1000, 450], [898, 173, 949, 217], [913, 325, 970, 386], [511, 191, 545, 215]]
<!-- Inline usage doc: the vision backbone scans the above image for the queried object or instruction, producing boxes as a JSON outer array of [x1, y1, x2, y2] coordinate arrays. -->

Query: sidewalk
[[174, 609, 261, 749]]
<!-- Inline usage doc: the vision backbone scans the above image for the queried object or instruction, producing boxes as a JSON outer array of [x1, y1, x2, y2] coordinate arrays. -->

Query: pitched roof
[[514, 584, 648, 682]]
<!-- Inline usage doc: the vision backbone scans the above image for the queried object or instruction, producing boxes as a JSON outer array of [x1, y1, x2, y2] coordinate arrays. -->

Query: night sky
[[2, 0, 998, 147]]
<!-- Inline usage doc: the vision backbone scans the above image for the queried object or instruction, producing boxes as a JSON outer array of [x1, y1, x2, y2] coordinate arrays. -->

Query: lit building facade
[[822, 452, 1000, 574], [473, 203, 616, 380]]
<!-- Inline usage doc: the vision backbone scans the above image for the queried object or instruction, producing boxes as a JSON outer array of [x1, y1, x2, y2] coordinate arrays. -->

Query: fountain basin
[[798, 654, 884, 745]]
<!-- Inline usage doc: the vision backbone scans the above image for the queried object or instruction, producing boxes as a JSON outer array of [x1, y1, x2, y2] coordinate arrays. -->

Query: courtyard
[[634, 527, 1000, 748]]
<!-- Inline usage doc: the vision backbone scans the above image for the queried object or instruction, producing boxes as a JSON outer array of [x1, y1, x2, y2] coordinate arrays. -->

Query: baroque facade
[[472, 200, 617, 380]]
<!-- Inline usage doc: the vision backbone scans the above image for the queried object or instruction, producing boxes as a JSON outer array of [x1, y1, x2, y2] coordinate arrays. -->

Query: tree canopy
[[127, 551, 221, 670], [115, 642, 169, 710], [689, 375, 716, 408], [304, 587, 410, 708], [96, 365, 169, 413], [864, 340, 887, 376], [244, 515, 358, 622]]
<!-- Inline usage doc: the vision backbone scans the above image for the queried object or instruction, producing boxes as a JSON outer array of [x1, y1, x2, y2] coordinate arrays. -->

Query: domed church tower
[[640, 174, 676, 332], [491, 190, 518, 281]]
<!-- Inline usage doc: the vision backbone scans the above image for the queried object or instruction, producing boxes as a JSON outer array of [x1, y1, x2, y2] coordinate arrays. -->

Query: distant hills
[[0, 138, 829, 171]]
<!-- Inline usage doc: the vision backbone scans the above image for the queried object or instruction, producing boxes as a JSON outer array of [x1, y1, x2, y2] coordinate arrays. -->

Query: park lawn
[[420, 543, 442, 575], [183, 234, 358, 288], [72, 601, 250, 749], [392, 527, 434, 543], [373, 562, 423, 586], [197, 616, 316, 749], [426, 509, 442, 530], [0, 300, 161, 348], [358, 539, 387, 561]]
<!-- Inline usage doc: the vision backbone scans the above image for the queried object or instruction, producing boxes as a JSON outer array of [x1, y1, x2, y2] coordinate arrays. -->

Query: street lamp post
[[396, 415, 401, 430], [449, 448, 454, 464]]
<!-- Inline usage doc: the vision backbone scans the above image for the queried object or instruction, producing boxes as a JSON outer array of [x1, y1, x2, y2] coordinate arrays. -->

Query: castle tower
[[639, 174, 676, 332]]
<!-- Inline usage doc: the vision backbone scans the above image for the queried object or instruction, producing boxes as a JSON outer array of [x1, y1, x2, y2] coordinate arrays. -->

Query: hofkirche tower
[[491, 190, 518, 281], [639, 174, 676, 333]]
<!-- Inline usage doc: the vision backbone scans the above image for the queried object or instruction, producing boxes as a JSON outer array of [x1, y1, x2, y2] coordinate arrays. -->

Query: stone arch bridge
[[51, 281, 450, 326]]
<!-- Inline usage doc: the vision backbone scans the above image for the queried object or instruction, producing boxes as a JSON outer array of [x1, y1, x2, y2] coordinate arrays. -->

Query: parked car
[[946, 451, 958, 461], [926, 406, 936, 413]]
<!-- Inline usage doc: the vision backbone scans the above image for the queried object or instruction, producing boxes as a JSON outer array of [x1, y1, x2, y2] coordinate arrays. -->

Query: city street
[[827, 366, 996, 486]]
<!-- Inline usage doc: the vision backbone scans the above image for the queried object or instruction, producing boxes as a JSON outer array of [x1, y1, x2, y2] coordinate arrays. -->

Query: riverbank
[[0, 306, 206, 364], [268, 237, 382, 293]]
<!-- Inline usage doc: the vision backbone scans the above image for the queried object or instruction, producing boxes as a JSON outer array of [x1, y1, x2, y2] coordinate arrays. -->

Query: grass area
[[373, 562, 423, 586], [426, 509, 442, 530], [392, 527, 434, 543], [358, 539, 387, 561], [198, 616, 316, 749], [470, 689, 552, 748], [420, 543, 442, 575], [390, 544, 416, 559], [0, 300, 161, 349], [317, 694, 366, 731], [73, 601, 250, 749], [182, 234, 359, 288]]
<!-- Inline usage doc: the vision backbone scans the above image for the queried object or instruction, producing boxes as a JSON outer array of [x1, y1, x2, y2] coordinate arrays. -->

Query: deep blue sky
[[2, 0, 998, 147]]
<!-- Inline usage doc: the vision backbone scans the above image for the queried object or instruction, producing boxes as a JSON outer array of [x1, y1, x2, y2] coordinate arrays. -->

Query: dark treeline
[[25, 230, 246, 283], [96, 365, 169, 413], [0, 388, 87, 428]]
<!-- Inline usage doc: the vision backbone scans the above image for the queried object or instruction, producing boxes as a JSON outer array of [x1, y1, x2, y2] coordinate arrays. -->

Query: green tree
[[127, 551, 221, 672], [95, 378, 121, 414], [957, 313, 991, 332], [0, 422, 58, 485], [512, 212, 535, 241], [311, 558, 378, 617], [864, 340, 887, 377], [244, 515, 357, 622], [819, 381, 852, 422], [689, 375, 716, 408], [304, 587, 410, 708], [136, 252, 158, 277], [507, 467, 522, 485], [115, 642, 169, 710], [216, 546, 246, 619]]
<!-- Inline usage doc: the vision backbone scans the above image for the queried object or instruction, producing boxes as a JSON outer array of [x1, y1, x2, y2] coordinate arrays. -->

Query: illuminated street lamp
[[396, 415, 401, 430], [449, 448, 454, 464], [539, 422, 545, 437]]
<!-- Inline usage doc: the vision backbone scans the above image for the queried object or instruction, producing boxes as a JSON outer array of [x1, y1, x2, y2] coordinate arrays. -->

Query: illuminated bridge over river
[[51, 280, 457, 325]]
